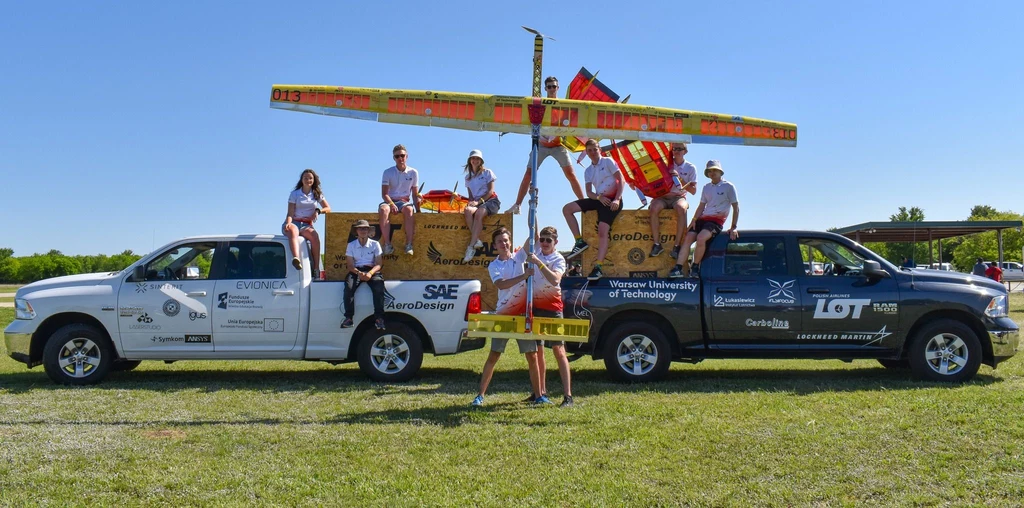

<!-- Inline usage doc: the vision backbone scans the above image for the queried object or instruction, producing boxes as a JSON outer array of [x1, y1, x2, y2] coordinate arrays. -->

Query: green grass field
[[1, 296, 1023, 505]]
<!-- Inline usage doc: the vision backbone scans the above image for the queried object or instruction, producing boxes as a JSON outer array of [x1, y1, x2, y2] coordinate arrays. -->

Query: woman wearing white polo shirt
[[462, 149, 501, 262], [283, 169, 331, 277]]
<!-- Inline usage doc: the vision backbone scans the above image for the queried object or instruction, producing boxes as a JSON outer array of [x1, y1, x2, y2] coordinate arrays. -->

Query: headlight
[[985, 295, 1007, 318], [15, 298, 36, 320]]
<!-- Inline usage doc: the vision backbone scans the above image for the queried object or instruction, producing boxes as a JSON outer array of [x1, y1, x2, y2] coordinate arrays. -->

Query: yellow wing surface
[[269, 85, 797, 147]]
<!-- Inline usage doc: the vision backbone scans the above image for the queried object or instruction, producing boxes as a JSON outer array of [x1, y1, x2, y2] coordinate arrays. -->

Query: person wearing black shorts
[[668, 160, 739, 278], [562, 139, 624, 280]]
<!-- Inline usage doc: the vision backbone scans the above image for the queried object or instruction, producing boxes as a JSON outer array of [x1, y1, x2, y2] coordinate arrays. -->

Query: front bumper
[[988, 322, 1019, 365], [4, 325, 33, 366]]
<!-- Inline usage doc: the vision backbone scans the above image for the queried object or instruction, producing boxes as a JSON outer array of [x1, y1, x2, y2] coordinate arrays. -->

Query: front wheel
[[357, 322, 424, 382], [603, 322, 672, 382], [907, 319, 982, 382], [42, 324, 114, 385]]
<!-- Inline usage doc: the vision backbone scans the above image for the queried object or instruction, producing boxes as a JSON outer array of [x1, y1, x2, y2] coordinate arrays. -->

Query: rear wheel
[[603, 322, 672, 382], [357, 322, 423, 382], [42, 324, 114, 385], [908, 319, 981, 382]]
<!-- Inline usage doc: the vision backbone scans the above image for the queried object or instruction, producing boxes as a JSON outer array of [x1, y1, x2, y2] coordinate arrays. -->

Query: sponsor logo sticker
[[162, 299, 181, 317], [746, 318, 790, 330], [813, 298, 871, 319]]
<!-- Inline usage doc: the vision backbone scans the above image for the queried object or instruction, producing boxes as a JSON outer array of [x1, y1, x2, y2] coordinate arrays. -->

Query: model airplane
[[269, 84, 797, 147]]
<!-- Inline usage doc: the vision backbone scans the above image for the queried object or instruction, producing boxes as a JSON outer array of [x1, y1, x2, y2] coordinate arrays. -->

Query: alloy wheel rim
[[57, 338, 102, 378], [924, 333, 969, 376], [370, 334, 410, 374], [616, 334, 658, 376]]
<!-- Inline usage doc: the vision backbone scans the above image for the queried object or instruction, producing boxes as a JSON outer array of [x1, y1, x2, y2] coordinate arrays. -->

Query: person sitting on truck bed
[[379, 144, 421, 256], [504, 76, 585, 215], [562, 139, 624, 280], [646, 143, 697, 259], [472, 226, 543, 407], [341, 220, 386, 330], [283, 168, 331, 278], [668, 160, 739, 279], [462, 149, 501, 262]]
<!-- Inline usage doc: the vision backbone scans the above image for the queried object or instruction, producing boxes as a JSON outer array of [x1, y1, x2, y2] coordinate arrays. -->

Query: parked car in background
[[929, 263, 954, 271]]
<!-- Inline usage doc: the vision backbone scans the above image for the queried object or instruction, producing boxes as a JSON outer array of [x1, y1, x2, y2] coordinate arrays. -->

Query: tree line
[[0, 248, 142, 284]]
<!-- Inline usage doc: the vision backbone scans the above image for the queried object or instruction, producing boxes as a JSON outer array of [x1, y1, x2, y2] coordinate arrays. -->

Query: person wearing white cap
[[342, 219, 386, 330], [668, 159, 739, 278], [462, 149, 501, 262]]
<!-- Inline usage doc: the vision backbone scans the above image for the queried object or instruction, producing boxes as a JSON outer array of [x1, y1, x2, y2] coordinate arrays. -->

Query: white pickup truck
[[4, 235, 484, 385]]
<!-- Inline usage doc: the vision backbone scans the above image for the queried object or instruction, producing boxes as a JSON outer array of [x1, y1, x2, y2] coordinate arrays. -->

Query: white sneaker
[[463, 246, 476, 262], [383, 243, 394, 255], [405, 244, 414, 256], [473, 240, 484, 249], [506, 204, 521, 214]]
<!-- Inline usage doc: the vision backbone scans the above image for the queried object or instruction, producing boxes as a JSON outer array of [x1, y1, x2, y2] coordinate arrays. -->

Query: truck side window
[[799, 238, 865, 276], [724, 238, 788, 276], [224, 242, 287, 280], [143, 242, 217, 281]]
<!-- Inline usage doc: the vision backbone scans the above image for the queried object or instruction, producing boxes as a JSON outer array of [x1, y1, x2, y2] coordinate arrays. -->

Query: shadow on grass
[[0, 362, 1002, 397]]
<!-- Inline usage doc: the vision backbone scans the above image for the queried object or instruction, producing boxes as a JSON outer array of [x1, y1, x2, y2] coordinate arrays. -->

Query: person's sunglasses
[[673, 147, 687, 152], [394, 154, 407, 159], [538, 237, 555, 244], [545, 85, 558, 89]]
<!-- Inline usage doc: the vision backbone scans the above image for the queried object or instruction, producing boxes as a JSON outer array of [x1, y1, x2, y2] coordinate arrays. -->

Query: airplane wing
[[269, 85, 797, 147]]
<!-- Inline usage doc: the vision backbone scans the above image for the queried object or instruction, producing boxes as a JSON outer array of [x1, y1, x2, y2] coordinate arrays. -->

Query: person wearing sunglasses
[[379, 144, 421, 256], [504, 76, 585, 215], [646, 143, 697, 259], [527, 226, 573, 408], [562, 139, 624, 281]]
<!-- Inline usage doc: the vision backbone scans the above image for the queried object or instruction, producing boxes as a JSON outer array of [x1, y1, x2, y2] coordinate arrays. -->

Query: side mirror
[[184, 266, 201, 280], [133, 265, 146, 282], [863, 260, 891, 279]]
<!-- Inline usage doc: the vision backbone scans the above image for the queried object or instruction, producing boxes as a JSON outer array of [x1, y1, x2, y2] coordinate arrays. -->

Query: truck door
[[212, 240, 300, 352], [796, 237, 900, 355], [706, 235, 803, 350], [117, 241, 217, 354]]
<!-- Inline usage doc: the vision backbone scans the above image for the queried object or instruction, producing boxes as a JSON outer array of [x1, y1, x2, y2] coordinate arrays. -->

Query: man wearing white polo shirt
[[379, 144, 421, 256], [668, 160, 739, 278]]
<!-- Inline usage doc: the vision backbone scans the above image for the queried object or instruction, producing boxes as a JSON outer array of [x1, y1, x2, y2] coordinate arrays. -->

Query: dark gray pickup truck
[[562, 230, 1019, 382]]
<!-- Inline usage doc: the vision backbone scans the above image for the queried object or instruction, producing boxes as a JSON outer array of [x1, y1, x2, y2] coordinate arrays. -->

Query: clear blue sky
[[2, 1, 1021, 256]]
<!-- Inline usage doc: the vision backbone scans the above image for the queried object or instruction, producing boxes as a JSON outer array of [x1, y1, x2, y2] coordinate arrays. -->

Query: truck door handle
[[186, 291, 207, 297], [716, 287, 739, 293], [272, 289, 295, 296], [806, 288, 830, 294]]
